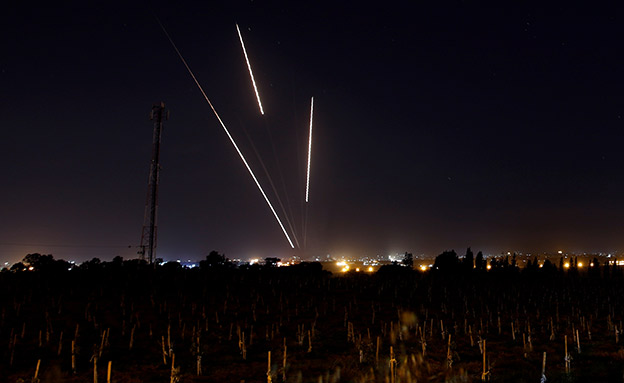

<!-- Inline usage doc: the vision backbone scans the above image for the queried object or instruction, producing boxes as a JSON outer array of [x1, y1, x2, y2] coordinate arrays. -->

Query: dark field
[[1, 262, 623, 382]]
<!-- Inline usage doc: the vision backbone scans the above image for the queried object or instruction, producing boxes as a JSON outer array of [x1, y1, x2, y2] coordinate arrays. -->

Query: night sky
[[3, 2, 624, 264]]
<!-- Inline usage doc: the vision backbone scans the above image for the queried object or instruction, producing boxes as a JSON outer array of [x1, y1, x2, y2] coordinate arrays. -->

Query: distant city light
[[577, 262, 583, 268], [367, 266, 374, 272], [564, 262, 570, 268]]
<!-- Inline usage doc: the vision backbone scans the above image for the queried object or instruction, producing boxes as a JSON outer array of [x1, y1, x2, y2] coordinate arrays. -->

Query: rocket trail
[[236, 24, 265, 115], [305, 97, 314, 203], [242, 125, 301, 248], [155, 17, 295, 248]]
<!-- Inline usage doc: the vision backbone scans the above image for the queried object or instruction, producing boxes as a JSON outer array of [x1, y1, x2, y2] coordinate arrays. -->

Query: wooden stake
[[162, 335, 168, 365], [34, 359, 41, 380], [481, 339, 489, 381], [564, 335, 570, 373], [58, 331, 63, 356], [170, 353, 176, 383], [71, 340, 76, 374], [107, 361, 112, 383], [93, 355, 98, 383], [99, 331, 105, 358], [447, 334, 453, 369], [389, 346, 396, 383], [541, 352, 547, 381], [267, 351, 272, 383], [522, 333, 526, 352], [282, 343, 287, 382], [167, 324, 172, 356], [375, 336, 380, 365], [129, 325, 135, 350]]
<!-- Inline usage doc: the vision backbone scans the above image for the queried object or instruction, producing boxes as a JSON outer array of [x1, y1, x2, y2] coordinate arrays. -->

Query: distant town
[[4, 250, 623, 275]]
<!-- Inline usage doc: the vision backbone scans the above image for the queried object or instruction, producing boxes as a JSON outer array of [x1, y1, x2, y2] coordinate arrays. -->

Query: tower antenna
[[139, 102, 168, 263]]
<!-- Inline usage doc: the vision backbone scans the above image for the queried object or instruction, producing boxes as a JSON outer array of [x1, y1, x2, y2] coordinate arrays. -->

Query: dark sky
[[2, 2, 624, 264]]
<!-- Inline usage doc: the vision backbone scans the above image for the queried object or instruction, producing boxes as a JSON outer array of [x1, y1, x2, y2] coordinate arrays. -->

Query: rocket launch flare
[[236, 24, 265, 115], [305, 97, 314, 203], [156, 17, 294, 248]]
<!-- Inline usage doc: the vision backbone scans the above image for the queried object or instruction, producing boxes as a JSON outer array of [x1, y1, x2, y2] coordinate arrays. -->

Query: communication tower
[[139, 102, 168, 263]]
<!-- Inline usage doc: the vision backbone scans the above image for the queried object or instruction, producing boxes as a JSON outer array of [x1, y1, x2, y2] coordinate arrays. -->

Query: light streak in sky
[[236, 24, 264, 115], [156, 17, 294, 248], [305, 97, 314, 202]]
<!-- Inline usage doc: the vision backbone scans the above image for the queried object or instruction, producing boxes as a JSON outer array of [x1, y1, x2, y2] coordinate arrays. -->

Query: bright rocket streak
[[236, 24, 264, 115], [156, 18, 294, 248], [305, 97, 314, 203]]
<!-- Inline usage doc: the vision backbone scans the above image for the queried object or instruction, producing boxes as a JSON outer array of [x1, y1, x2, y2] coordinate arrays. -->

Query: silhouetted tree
[[200, 251, 228, 268], [123, 258, 149, 271], [49, 259, 72, 273], [402, 252, 414, 268], [22, 253, 72, 272], [524, 257, 539, 272], [475, 251, 486, 271], [161, 261, 182, 272], [23, 253, 55, 271], [463, 247, 474, 271], [80, 257, 102, 271], [542, 259, 556, 272], [433, 250, 459, 271], [589, 257, 601, 277], [264, 257, 280, 267], [377, 263, 415, 276], [289, 262, 326, 275], [10, 262, 26, 272], [490, 258, 498, 269]]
